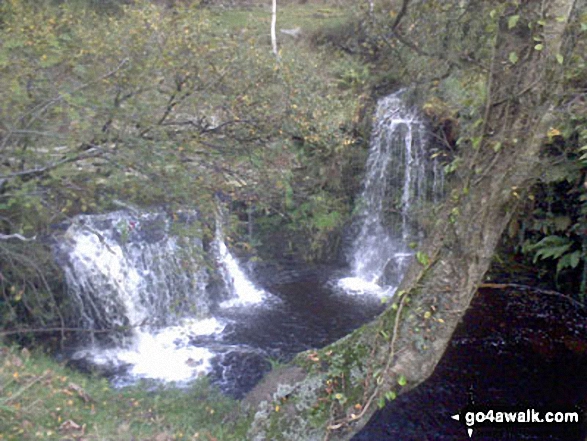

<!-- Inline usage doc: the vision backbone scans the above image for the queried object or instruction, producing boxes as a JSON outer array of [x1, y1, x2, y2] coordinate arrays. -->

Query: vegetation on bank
[[0, 344, 250, 440], [245, 2, 587, 439], [332, 0, 587, 301]]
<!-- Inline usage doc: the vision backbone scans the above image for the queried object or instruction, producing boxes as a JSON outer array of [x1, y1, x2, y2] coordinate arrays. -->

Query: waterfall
[[54, 210, 227, 383], [54, 208, 274, 385], [213, 211, 267, 308], [339, 91, 443, 296], [55, 211, 210, 342]]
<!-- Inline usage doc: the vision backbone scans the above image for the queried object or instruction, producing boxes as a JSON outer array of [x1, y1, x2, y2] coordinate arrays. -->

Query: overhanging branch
[[0, 233, 36, 241], [0, 146, 103, 181]]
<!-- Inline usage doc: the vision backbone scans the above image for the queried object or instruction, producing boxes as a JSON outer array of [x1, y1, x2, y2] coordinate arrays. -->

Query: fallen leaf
[[68, 382, 93, 403], [59, 419, 83, 434]]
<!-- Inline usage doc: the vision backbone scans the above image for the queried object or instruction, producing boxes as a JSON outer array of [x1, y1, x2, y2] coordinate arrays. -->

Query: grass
[[0, 344, 251, 440], [206, 3, 348, 41]]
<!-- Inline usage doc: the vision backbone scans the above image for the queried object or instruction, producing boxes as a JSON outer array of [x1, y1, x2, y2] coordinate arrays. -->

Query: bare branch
[[0, 146, 103, 181], [391, 0, 411, 31], [1, 58, 129, 151], [0, 233, 36, 241], [0, 319, 155, 337]]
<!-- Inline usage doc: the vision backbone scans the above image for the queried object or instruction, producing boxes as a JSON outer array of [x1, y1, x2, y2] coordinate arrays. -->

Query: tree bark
[[246, 1, 582, 439], [271, 0, 278, 58]]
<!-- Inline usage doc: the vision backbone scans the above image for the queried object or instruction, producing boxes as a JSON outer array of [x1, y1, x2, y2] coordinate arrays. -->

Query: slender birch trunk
[[271, 0, 278, 58]]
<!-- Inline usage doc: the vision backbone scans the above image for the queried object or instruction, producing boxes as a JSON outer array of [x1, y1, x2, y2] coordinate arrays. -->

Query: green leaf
[[553, 216, 572, 232], [416, 251, 429, 266], [493, 141, 502, 152], [508, 15, 520, 29], [534, 44, 544, 51], [509, 51, 519, 64], [556, 53, 564, 65], [397, 375, 407, 387], [443, 158, 461, 174], [556, 250, 581, 273], [313, 210, 341, 230], [471, 136, 483, 150], [528, 235, 572, 262], [472, 118, 484, 128], [385, 391, 397, 401]]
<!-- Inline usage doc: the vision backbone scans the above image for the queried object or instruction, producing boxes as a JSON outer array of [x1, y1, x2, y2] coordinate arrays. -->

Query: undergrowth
[[0, 344, 251, 440]]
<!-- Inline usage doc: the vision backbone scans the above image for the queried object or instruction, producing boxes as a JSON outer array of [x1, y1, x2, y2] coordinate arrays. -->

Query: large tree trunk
[[246, 1, 581, 439]]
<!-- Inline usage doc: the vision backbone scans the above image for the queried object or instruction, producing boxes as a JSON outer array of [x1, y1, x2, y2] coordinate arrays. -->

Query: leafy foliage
[[0, 0, 363, 332], [513, 10, 587, 299]]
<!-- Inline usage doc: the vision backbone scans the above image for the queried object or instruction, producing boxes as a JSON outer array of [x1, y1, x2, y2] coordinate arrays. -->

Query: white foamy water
[[64, 231, 146, 328], [337, 277, 395, 297], [337, 91, 442, 297], [214, 223, 267, 308], [56, 209, 277, 386], [56, 211, 210, 342], [78, 318, 226, 383]]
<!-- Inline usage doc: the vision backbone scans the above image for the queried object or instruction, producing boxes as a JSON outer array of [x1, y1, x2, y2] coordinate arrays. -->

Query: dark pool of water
[[64, 261, 587, 441], [353, 287, 587, 441], [206, 266, 386, 397]]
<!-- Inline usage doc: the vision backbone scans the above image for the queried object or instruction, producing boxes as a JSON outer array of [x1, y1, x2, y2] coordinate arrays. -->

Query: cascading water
[[54, 208, 278, 387], [55, 211, 210, 342], [338, 91, 443, 296], [213, 218, 267, 308], [55, 210, 225, 383]]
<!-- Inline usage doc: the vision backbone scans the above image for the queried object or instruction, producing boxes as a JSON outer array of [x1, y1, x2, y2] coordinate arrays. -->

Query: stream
[[354, 286, 587, 440]]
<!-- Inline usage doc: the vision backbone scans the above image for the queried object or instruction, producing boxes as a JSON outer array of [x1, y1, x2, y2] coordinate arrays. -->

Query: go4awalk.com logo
[[451, 405, 583, 438]]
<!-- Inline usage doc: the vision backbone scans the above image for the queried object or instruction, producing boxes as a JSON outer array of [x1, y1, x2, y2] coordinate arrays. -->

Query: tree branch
[[0, 146, 103, 181], [391, 0, 411, 31], [0, 233, 36, 241], [1, 58, 128, 152]]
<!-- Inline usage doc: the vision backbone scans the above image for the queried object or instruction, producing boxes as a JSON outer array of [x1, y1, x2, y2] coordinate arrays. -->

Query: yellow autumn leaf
[[547, 127, 561, 137]]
